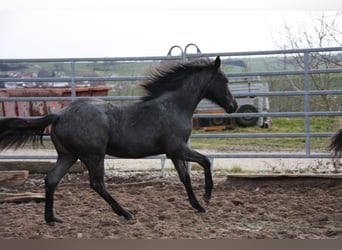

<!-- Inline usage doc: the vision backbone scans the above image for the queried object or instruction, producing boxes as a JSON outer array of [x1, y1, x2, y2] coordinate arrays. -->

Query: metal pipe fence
[[1, 46, 342, 174]]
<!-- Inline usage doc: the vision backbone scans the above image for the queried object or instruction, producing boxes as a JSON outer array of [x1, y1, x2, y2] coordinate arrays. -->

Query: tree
[[271, 11, 342, 111]]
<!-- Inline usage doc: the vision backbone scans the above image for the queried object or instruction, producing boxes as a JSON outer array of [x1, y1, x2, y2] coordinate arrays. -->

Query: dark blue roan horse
[[330, 129, 342, 158], [0, 56, 238, 223]]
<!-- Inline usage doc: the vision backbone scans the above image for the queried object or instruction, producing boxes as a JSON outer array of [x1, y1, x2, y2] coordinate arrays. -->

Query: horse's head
[[205, 56, 238, 113]]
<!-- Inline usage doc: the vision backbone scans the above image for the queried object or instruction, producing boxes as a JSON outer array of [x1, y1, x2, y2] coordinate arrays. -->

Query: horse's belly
[[106, 144, 163, 159]]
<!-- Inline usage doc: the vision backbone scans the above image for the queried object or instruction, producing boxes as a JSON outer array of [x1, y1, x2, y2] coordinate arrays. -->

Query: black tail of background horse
[[0, 57, 238, 224], [0, 114, 59, 150], [330, 129, 342, 157]]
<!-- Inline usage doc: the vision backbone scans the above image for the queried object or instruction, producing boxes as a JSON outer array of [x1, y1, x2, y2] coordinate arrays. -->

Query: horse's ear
[[214, 56, 221, 69]]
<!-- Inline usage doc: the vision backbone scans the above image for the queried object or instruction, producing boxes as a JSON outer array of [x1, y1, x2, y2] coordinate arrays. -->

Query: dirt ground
[[1, 171, 341, 239]]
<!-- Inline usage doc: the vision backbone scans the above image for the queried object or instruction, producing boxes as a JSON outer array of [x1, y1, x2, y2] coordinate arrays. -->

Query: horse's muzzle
[[226, 99, 238, 113]]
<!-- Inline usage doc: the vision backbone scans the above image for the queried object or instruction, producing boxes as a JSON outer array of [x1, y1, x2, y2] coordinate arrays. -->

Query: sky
[[0, 0, 341, 59]]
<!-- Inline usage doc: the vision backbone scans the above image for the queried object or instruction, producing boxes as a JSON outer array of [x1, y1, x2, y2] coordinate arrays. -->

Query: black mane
[[141, 58, 214, 101]]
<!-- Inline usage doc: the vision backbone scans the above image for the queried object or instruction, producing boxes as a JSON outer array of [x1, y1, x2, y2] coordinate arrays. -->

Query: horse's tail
[[0, 114, 59, 151], [330, 129, 342, 157]]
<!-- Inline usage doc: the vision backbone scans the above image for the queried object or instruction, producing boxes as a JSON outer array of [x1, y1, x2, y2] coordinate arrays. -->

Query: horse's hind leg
[[45, 153, 77, 224], [82, 155, 133, 220], [172, 159, 205, 212]]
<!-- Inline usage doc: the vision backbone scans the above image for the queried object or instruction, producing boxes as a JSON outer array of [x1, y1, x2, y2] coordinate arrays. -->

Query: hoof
[[45, 216, 63, 225], [204, 194, 211, 204], [196, 206, 206, 213], [45, 214, 63, 224], [123, 212, 134, 220], [190, 200, 206, 213]]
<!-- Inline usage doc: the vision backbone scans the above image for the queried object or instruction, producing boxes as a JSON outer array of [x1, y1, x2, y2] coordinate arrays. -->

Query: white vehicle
[[195, 76, 271, 129]]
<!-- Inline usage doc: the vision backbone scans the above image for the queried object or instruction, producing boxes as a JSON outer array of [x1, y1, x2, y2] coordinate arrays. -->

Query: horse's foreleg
[[181, 149, 213, 203], [45, 153, 77, 224], [84, 156, 133, 220], [171, 159, 205, 212]]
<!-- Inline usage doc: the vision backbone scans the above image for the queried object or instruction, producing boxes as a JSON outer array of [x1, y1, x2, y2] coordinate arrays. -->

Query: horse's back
[[52, 98, 113, 155], [58, 98, 111, 123]]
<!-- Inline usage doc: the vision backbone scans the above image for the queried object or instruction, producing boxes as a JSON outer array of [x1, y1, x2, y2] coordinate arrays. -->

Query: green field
[[190, 117, 340, 152]]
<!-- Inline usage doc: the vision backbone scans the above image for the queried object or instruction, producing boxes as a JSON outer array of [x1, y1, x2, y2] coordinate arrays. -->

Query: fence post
[[160, 158, 166, 178], [71, 61, 76, 100], [303, 52, 311, 156]]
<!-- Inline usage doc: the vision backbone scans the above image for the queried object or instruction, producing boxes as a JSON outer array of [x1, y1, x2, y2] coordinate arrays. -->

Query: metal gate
[[1, 45, 342, 174]]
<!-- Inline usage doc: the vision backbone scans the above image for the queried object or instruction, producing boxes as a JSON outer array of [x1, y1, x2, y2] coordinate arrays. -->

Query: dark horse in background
[[330, 129, 342, 158], [0, 56, 238, 223]]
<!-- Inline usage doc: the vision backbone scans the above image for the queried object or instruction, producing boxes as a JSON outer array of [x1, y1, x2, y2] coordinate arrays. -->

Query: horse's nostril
[[233, 100, 238, 112], [228, 103, 237, 113], [226, 102, 238, 113]]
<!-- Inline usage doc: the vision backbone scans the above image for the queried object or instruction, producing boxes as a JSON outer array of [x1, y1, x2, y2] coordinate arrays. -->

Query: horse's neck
[[172, 77, 209, 115]]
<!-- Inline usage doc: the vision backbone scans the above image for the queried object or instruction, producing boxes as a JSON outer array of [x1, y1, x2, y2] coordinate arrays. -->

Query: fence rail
[[1, 46, 342, 174]]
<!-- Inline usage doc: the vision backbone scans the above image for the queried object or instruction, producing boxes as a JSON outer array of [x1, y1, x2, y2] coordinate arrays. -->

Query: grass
[[26, 117, 339, 154], [226, 165, 244, 173], [190, 117, 340, 152]]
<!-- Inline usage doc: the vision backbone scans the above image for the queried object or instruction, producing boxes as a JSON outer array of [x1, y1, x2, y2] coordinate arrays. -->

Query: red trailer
[[0, 86, 111, 117]]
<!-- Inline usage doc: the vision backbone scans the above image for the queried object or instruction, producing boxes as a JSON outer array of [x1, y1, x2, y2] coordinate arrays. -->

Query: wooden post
[[0, 170, 29, 187]]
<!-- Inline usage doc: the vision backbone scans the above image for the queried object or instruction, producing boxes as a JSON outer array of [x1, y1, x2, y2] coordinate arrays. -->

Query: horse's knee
[[176, 168, 187, 182], [175, 166, 192, 186], [201, 157, 211, 169]]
